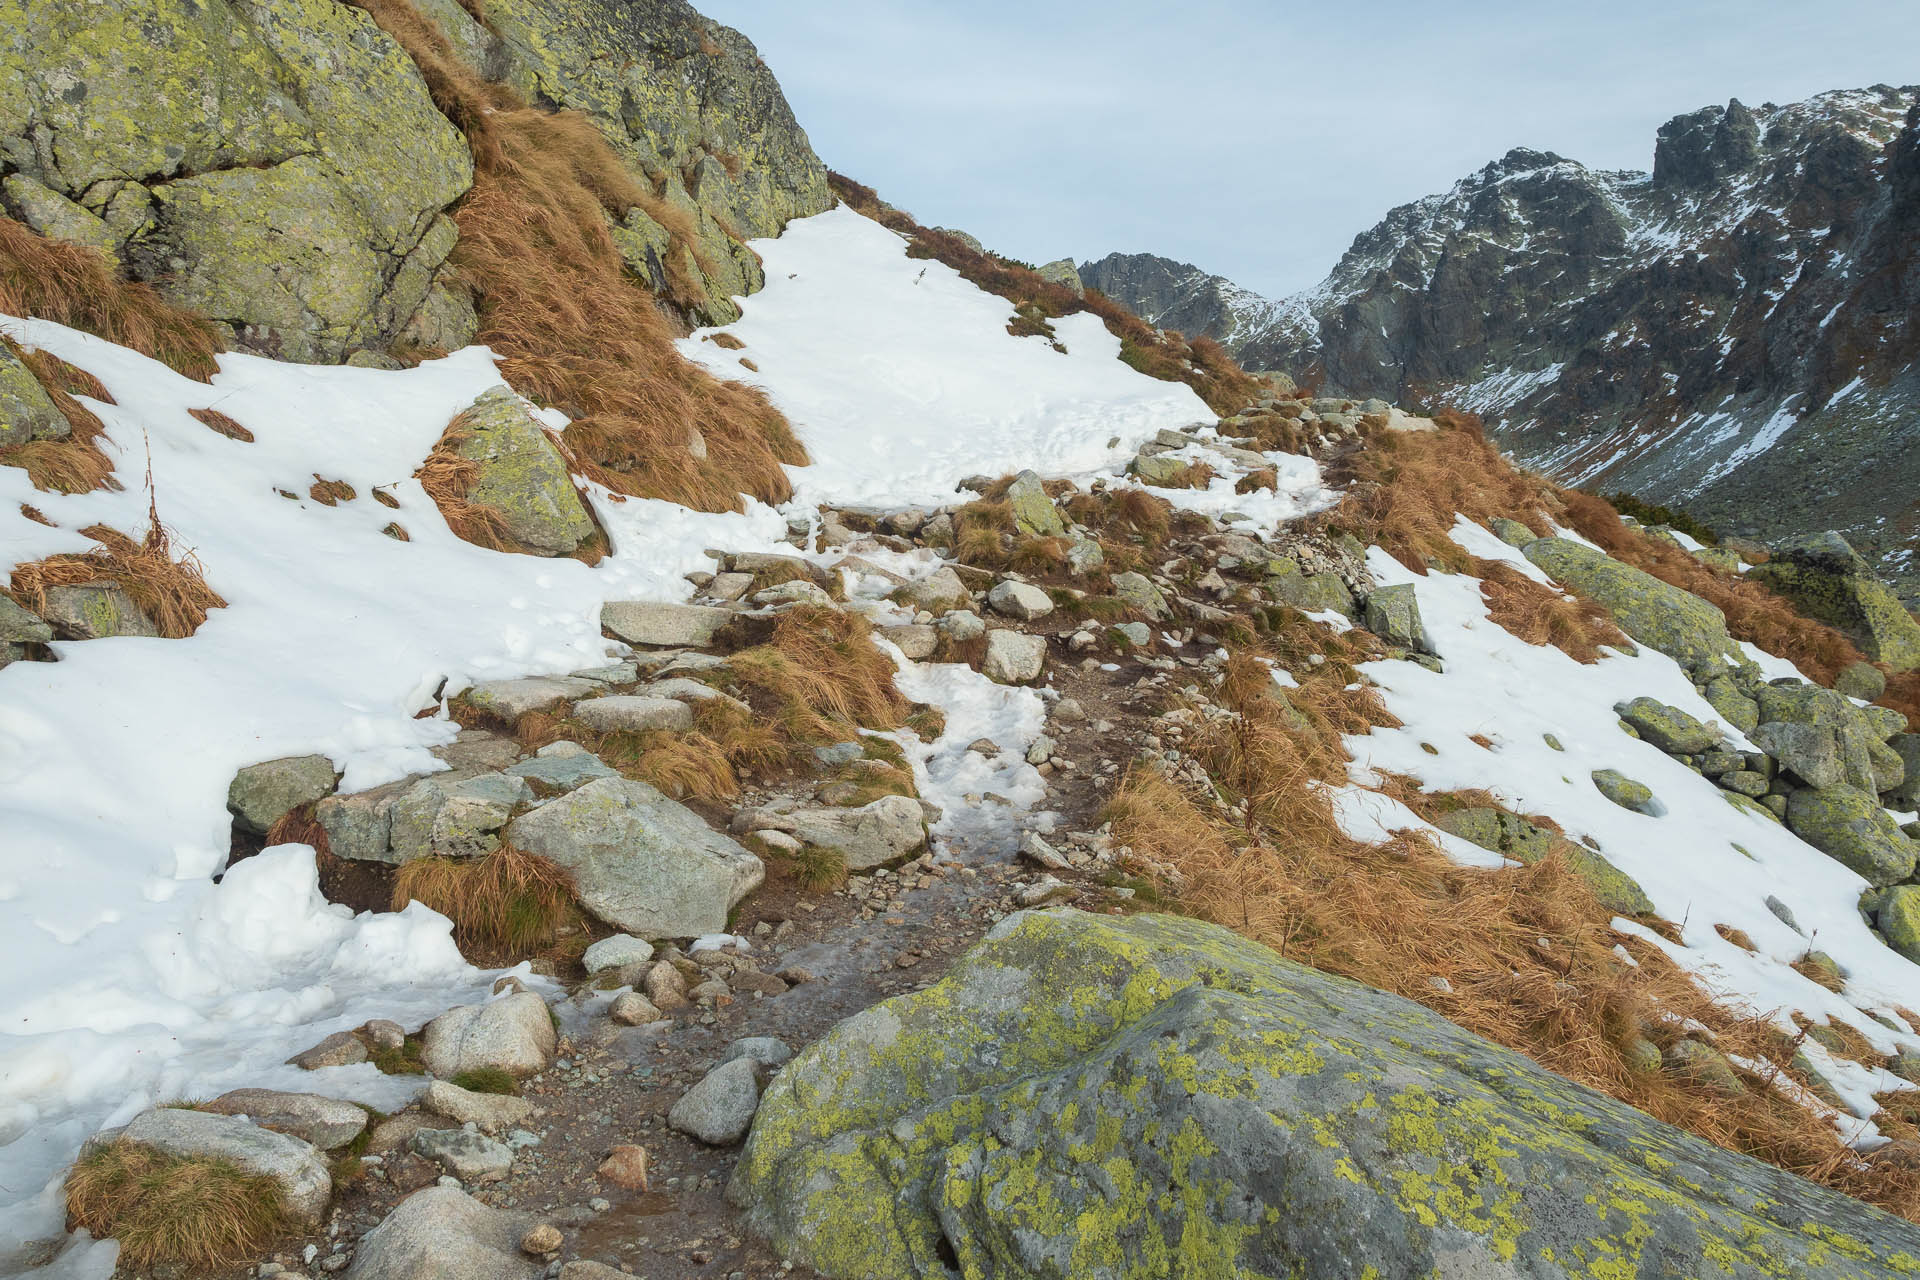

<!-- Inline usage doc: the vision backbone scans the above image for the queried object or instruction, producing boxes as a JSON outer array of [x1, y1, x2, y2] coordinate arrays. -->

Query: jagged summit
[[1085, 85, 1920, 593]]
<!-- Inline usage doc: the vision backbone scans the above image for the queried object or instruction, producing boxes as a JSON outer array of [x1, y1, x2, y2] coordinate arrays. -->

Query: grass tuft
[[449, 1066, 518, 1096], [391, 845, 574, 957], [8, 509, 224, 638], [65, 1141, 288, 1269]]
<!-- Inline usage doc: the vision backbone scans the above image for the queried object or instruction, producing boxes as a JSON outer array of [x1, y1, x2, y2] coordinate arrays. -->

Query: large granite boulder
[[445, 389, 596, 556], [419, 990, 556, 1079], [732, 909, 1920, 1279], [342, 1186, 540, 1280], [1522, 538, 1735, 670], [503, 777, 763, 938], [0, 0, 473, 362], [227, 755, 337, 835], [117, 1107, 332, 1227], [1785, 785, 1918, 886], [1748, 532, 1920, 671]]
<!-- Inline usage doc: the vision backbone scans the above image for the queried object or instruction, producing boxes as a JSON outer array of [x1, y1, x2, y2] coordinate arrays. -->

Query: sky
[[698, 0, 1920, 299]]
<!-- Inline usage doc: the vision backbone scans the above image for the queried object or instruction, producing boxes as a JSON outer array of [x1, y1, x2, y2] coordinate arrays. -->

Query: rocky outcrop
[[1090, 88, 1920, 596], [1748, 531, 1920, 669], [0, 0, 474, 363], [1520, 537, 1734, 670], [733, 909, 1920, 1278]]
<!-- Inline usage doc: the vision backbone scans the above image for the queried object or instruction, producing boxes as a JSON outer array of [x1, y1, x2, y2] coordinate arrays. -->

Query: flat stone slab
[[601, 601, 733, 647], [462, 676, 598, 722], [571, 694, 695, 734]]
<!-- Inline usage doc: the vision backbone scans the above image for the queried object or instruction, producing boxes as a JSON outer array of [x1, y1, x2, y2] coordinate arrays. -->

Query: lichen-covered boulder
[[1363, 582, 1428, 651], [1753, 682, 1880, 791], [1878, 886, 1920, 964], [732, 910, 1920, 1279], [1887, 735, 1920, 809], [1786, 785, 1917, 886], [503, 777, 763, 938], [1617, 696, 1721, 754], [1701, 674, 1760, 734], [38, 582, 159, 639], [1748, 532, 1920, 672], [447, 390, 596, 556], [0, 0, 474, 362], [0, 595, 53, 644], [1836, 660, 1888, 702], [1005, 469, 1064, 536], [1265, 559, 1355, 614], [227, 754, 338, 835], [0, 341, 70, 447], [1592, 768, 1660, 816], [1435, 807, 1653, 915], [1110, 571, 1172, 621], [1522, 537, 1735, 669]]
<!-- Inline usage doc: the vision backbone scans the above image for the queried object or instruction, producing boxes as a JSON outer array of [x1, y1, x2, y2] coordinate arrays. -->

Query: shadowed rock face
[[1085, 87, 1920, 596], [732, 909, 1920, 1279]]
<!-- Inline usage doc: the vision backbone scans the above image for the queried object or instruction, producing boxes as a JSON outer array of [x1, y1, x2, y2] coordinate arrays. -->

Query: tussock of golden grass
[[0, 342, 120, 494], [1476, 559, 1630, 663], [1107, 647, 1920, 1220], [414, 421, 513, 551], [765, 840, 847, 892], [730, 607, 909, 744], [264, 805, 331, 857], [0, 217, 222, 381], [9, 509, 224, 638], [1063, 487, 1173, 549], [350, 0, 806, 512], [308, 476, 358, 506], [391, 845, 574, 955], [599, 726, 738, 802], [906, 705, 947, 742], [1236, 467, 1277, 494], [66, 1141, 288, 1269], [706, 332, 746, 350], [191, 408, 253, 443]]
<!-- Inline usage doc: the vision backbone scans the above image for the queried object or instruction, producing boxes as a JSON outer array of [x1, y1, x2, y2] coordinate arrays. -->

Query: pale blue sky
[[699, 1, 1920, 298]]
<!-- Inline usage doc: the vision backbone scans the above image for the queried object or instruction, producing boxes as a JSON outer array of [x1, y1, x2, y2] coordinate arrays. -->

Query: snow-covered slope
[[0, 206, 1214, 1267]]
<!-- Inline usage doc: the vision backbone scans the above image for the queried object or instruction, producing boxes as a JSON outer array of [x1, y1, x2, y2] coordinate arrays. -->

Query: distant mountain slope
[[1083, 86, 1920, 594]]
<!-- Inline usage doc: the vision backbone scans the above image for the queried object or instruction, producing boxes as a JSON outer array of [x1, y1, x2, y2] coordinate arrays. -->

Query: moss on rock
[[732, 909, 1920, 1278], [1522, 537, 1736, 671]]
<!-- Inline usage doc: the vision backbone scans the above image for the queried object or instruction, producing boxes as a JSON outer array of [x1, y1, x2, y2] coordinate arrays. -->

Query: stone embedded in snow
[[1128, 451, 1189, 485], [120, 1107, 332, 1226], [203, 1088, 371, 1151], [420, 991, 556, 1079], [905, 566, 970, 612], [570, 694, 695, 734], [504, 777, 764, 938], [583, 934, 654, 974], [39, 582, 160, 639], [462, 676, 598, 722], [226, 754, 338, 834], [388, 772, 529, 863], [1785, 785, 1917, 887], [1362, 583, 1427, 652], [987, 579, 1054, 620], [0, 595, 53, 643], [1110, 571, 1171, 620], [422, 1081, 535, 1134], [1591, 768, 1660, 816], [1615, 697, 1721, 755], [1006, 469, 1065, 536], [287, 1029, 369, 1070], [0, 340, 70, 447], [879, 623, 938, 659], [601, 600, 733, 648], [781, 795, 927, 871], [982, 629, 1047, 684], [445, 388, 596, 557], [342, 1186, 540, 1280], [668, 1056, 762, 1146]]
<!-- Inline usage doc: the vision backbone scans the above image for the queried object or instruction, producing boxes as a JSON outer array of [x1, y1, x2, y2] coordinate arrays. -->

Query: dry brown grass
[[0, 216, 222, 380], [264, 805, 331, 857], [8, 504, 224, 638], [191, 408, 253, 443], [19, 503, 53, 526], [350, 0, 807, 513], [1476, 559, 1630, 663], [0, 342, 120, 494], [391, 844, 574, 955], [1063, 487, 1173, 548], [730, 607, 909, 744], [66, 1141, 288, 1269], [308, 476, 358, 507], [1107, 646, 1920, 1221]]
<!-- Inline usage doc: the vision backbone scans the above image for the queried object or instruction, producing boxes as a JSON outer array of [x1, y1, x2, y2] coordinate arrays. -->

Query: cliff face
[[0, 0, 831, 361], [1085, 87, 1920, 593]]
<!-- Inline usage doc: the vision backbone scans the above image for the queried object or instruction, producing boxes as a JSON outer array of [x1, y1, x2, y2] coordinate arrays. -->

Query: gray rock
[[1005, 470, 1066, 536], [1110, 571, 1172, 621], [203, 1089, 369, 1151], [445, 389, 594, 556], [0, 596, 53, 644], [39, 583, 159, 639], [905, 567, 970, 612], [227, 755, 337, 835], [937, 609, 986, 642], [420, 991, 556, 1079], [733, 909, 1920, 1278], [503, 750, 619, 797], [1786, 786, 1918, 886], [1837, 660, 1888, 702], [1522, 538, 1734, 670], [582, 934, 654, 974], [1435, 807, 1652, 915], [1265, 560, 1356, 615], [1362, 583, 1427, 652], [412, 1126, 513, 1182], [642, 676, 751, 714], [724, 1036, 794, 1071], [432, 729, 525, 773], [609, 991, 663, 1025], [600, 601, 733, 648], [570, 695, 695, 734], [1592, 768, 1661, 815], [461, 676, 598, 723], [287, 1030, 368, 1070], [421, 1081, 534, 1134], [986, 579, 1054, 620], [1721, 769, 1771, 797], [1765, 895, 1801, 933], [0, 340, 71, 448], [1489, 517, 1537, 548], [1616, 697, 1720, 754], [878, 623, 938, 660], [1887, 735, 1920, 809], [668, 1056, 761, 1145], [316, 778, 410, 862], [782, 795, 926, 871], [1701, 675, 1761, 734], [982, 629, 1047, 684], [387, 773, 528, 863], [812, 741, 865, 768], [121, 1107, 331, 1226], [342, 1186, 539, 1280], [753, 579, 835, 608], [1065, 537, 1105, 576], [1112, 621, 1152, 648], [504, 777, 764, 938]]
